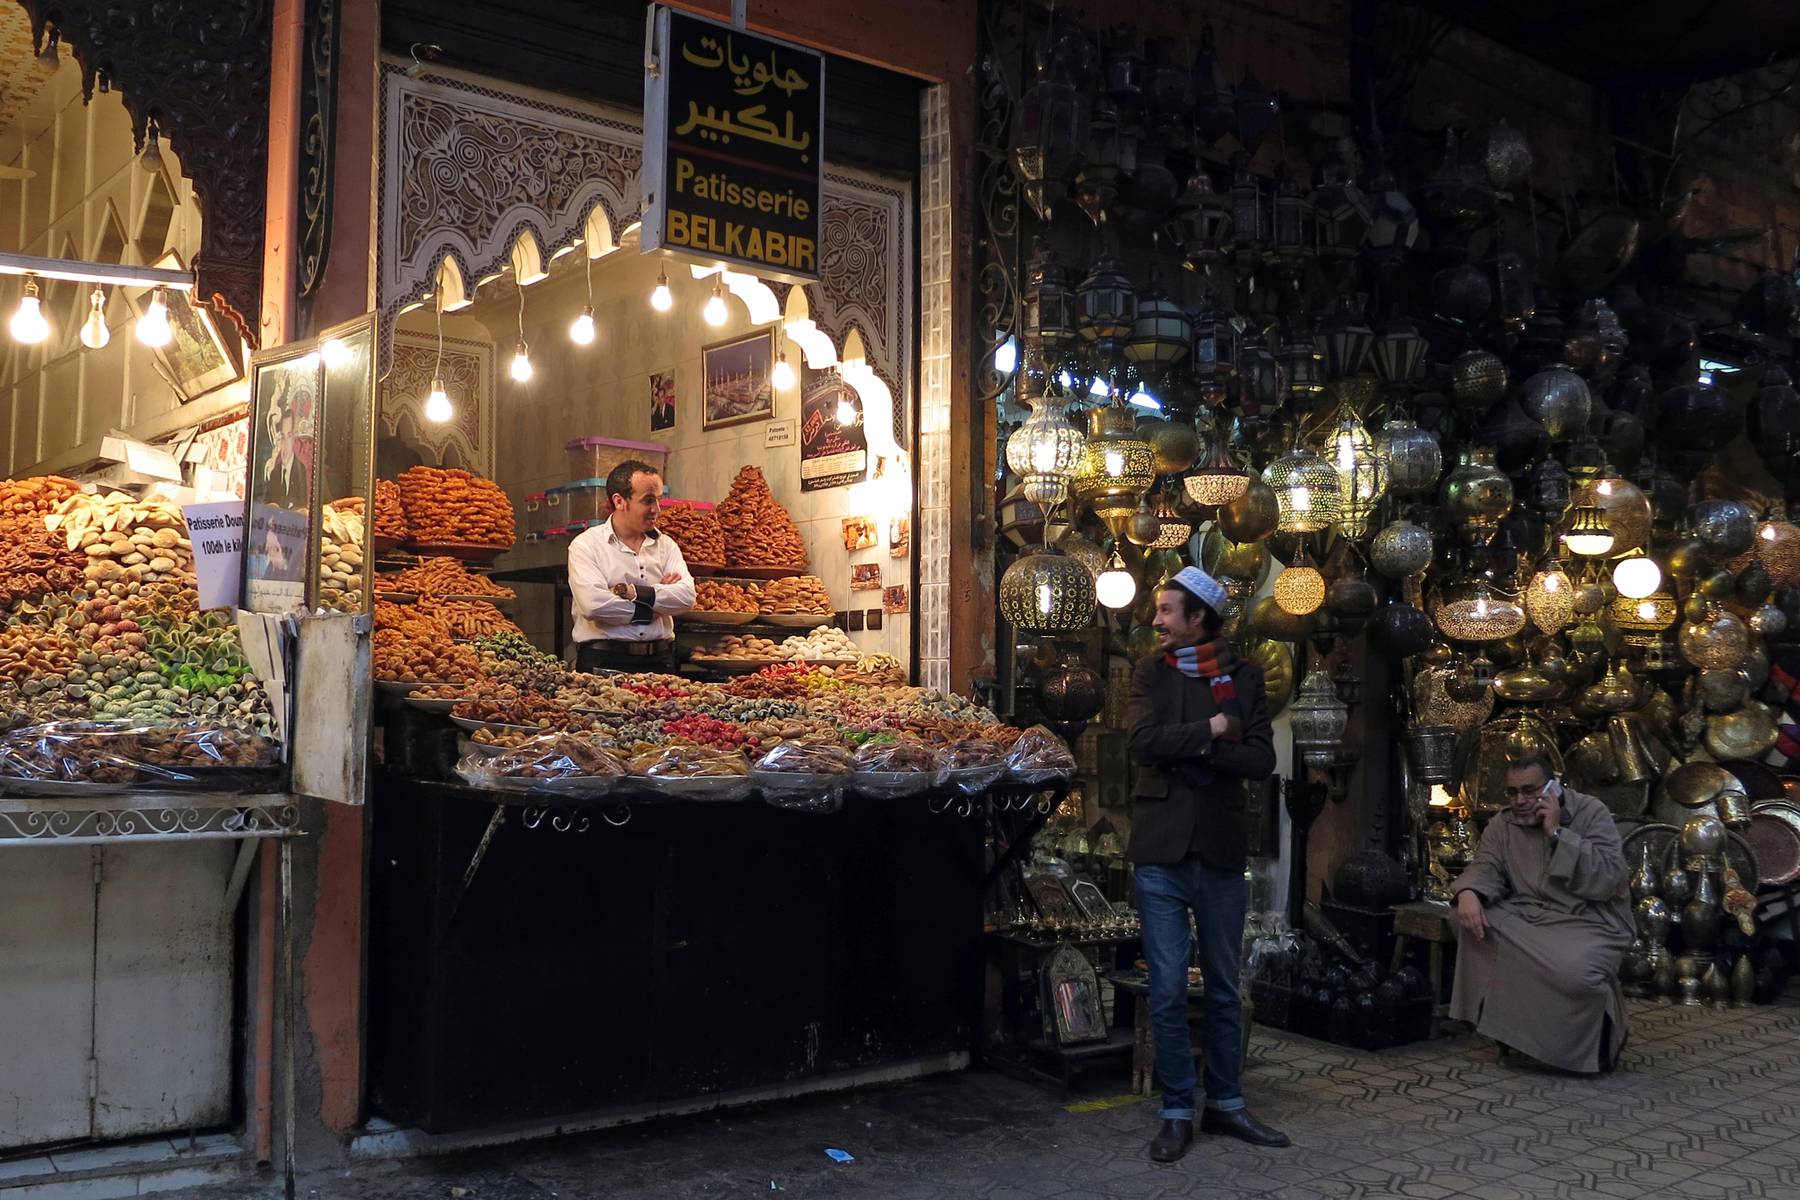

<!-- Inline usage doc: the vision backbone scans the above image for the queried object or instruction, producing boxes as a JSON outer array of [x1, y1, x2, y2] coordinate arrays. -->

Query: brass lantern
[[1278, 318, 1326, 400], [1077, 254, 1137, 349], [1024, 240, 1080, 360], [1005, 396, 1088, 509], [1330, 399, 1388, 539], [1612, 589, 1678, 646], [998, 545, 1096, 633], [1073, 404, 1156, 540], [1009, 46, 1085, 222], [1189, 295, 1237, 407], [1432, 576, 1528, 643], [1150, 485, 1193, 550], [1377, 415, 1442, 495], [1440, 446, 1512, 542], [1236, 329, 1287, 426], [1273, 547, 1327, 616], [1185, 420, 1251, 508], [1313, 297, 1374, 380], [1524, 560, 1575, 633], [1126, 272, 1192, 370], [1562, 503, 1615, 557], [1263, 446, 1342, 534], [1292, 667, 1350, 769], [1269, 162, 1317, 273]]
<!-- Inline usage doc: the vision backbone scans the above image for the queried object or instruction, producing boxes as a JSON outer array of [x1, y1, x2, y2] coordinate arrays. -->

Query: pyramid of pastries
[[396, 466, 514, 547], [717, 466, 806, 568]]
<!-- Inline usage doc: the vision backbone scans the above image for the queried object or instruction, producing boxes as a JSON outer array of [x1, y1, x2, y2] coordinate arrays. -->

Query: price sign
[[182, 501, 246, 611]]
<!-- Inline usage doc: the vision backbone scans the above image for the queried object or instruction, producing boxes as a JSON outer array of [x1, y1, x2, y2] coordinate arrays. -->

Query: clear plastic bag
[[751, 738, 855, 805], [0, 719, 282, 792], [627, 744, 754, 801], [456, 732, 626, 797], [936, 736, 1009, 794], [1005, 724, 1076, 784], [851, 739, 941, 799]]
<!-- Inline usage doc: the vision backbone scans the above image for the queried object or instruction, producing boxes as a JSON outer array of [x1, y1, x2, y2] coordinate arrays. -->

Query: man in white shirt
[[567, 459, 695, 672]]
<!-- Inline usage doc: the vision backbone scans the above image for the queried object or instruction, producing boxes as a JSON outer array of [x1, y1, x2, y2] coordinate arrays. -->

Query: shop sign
[[799, 370, 867, 492], [643, 5, 824, 281], [182, 502, 246, 611]]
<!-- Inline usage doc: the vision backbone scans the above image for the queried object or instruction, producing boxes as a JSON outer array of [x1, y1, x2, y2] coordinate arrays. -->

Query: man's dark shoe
[[1200, 1107, 1290, 1147], [1148, 1118, 1193, 1162]]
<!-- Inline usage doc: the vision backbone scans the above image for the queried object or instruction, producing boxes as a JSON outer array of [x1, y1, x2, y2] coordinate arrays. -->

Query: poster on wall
[[799, 369, 868, 491], [641, 5, 824, 281], [702, 330, 774, 429], [244, 351, 319, 613], [650, 371, 677, 431], [143, 251, 244, 399]]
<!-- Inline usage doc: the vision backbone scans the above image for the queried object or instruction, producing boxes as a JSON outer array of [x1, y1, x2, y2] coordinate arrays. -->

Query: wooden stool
[[1389, 900, 1456, 1025]]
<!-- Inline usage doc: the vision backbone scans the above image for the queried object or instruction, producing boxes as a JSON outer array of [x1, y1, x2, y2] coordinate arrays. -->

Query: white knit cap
[[1169, 565, 1227, 615]]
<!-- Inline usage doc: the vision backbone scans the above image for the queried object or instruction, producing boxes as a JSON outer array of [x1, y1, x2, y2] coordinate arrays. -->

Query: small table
[[1109, 970, 1207, 1096], [1390, 899, 1456, 1024]]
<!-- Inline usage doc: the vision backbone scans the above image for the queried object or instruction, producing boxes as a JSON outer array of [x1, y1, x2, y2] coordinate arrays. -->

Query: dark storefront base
[[368, 775, 985, 1134]]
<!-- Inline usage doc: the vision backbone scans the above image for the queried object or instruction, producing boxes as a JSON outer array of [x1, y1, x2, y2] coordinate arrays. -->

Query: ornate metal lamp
[[1292, 667, 1350, 770], [1189, 294, 1237, 407], [1009, 45, 1085, 222], [1164, 168, 1233, 273], [1184, 419, 1250, 508], [1005, 395, 1088, 509], [999, 545, 1097, 633], [1072, 403, 1156, 540], [1263, 446, 1342, 534], [1330, 396, 1388, 539]]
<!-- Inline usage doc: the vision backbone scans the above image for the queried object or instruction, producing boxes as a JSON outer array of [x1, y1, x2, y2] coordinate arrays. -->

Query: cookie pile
[[717, 466, 806, 569], [397, 466, 514, 547], [657, 503, 725, 565], [753, 574, 832, 615]]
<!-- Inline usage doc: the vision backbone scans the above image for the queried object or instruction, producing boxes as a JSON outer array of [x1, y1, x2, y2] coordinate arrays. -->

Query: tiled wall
[[916, 85, 954, 695], [391, 247, 912, 663]]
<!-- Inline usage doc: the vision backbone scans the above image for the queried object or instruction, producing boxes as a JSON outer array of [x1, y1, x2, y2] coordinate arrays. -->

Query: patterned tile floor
[[196, 996, 1800, 1200]]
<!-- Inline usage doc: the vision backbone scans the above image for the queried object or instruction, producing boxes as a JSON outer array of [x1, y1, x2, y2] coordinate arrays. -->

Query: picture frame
[[139, 251, 243, 399], [701, 329, 775, 430], [1044, 943, 1107, 1045], [243, 345, 321, 614]]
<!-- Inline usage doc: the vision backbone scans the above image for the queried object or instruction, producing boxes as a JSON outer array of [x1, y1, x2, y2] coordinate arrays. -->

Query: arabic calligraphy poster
[[644, 7, 824, 281], [799, 368, 867, 492]]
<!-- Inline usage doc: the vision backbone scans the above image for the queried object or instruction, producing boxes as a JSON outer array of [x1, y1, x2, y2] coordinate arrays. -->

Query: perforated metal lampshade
[[1005, 397, 1088, 508], [999, 545, 1097, 633], [1330, 403, 1388, 539], [1262, 446, 1342, 534], [1184, 425, 1250, 507], [1073, 405, 1156, 539]]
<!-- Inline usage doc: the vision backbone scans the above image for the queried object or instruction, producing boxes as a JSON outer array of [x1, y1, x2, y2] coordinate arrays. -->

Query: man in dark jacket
[[1128, 566, 1287, 1163]]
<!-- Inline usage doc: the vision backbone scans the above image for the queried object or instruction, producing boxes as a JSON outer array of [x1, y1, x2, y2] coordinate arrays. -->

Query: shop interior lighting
[[1095, 549, 1137, 609], [993, 335, 1018, 377], [135, 288, 173, 348], [782, 286, 839, 369], [771, 351, 796, 391], [703, 280, 729, 327], [1057, 368, 1078, 392], [650, 270, 674, 313], [836, 393, 858, 427], [569, 249, 597, 345], [509, 287, 533, 382], [9, 276, 49, 344], [425, 304, 454, 423], [1088, 376, 1111, 399], [79, 287, 109, 349], [1612, 551, 1661, 599], [1127, 384, 1160, 411], [138, 122, 164, 175], [1562, 503, 1614, 556]]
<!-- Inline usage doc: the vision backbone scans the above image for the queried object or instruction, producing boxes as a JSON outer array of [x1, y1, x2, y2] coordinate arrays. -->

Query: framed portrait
[[701, 329, 774, 430], [139, 251, 243, 399], [243, 346, 321, 613], [649, 371, 677, 432]]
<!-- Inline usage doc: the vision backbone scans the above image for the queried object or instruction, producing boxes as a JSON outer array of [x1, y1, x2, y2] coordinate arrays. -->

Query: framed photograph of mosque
[[701, 330, 774, 430], [143, 251, 243, 399]]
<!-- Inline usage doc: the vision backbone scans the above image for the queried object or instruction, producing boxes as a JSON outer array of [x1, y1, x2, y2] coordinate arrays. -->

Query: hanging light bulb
[[1612, 551, 1662, 599], [703, 280, 729, 326], [509, 339, 534, 382], [78, 287, 110, 349], [139, 122, 164, 175], [836, 393, 859, 427], [650, 271, 674, 312], [568, 305, 596, 345], [1562, 503, 1614, 556], [424, 377, 454, 423], [772, 352, 796, 391], [135, 287, 172, 347], [1095, 549, 1138, 609], [9, 277, 50, 344]]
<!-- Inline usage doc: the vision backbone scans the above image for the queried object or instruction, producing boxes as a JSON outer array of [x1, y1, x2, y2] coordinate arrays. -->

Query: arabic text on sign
[[681, 34, 812, 97]]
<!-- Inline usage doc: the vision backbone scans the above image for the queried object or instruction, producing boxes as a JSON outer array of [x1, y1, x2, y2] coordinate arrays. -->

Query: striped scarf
[[1165, 637, 1241, 713]]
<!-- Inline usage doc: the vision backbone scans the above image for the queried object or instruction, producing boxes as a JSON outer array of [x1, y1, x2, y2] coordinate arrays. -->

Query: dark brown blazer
[[1126, 651, 1276, 871]]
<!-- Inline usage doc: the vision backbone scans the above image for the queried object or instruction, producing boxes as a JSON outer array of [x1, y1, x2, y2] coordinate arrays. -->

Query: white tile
[[0, 1156, 56, 1183], [47, 1141, 173, 1174]]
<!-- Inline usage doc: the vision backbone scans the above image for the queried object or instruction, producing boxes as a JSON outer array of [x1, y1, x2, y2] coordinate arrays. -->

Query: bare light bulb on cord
[[509, 339, 533, 382], [424, 378, 453, 423], [771, 352, 796, 391], [703, 280, 728, 327], [136, 288, 172, 347], [650, 271, 673, 313], [569, 305, 595, 345], [79, 287, 110, 349], [9, 277, 49, 344], [1612, 552, 1661, 599], [836, 394, 858, 427], [1096, 550, 1137, 610]]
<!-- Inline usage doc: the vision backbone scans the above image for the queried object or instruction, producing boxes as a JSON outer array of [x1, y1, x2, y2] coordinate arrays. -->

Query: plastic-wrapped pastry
[[754, 738, 856, 775], [1006, 724, 1076, 781]]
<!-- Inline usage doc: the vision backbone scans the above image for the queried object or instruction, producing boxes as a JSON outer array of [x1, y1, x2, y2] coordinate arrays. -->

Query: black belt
[[576, 640, 675, 671]]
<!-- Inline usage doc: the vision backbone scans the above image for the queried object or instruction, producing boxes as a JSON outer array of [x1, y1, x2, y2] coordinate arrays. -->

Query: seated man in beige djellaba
[[1449, 752, 1634, 1073]]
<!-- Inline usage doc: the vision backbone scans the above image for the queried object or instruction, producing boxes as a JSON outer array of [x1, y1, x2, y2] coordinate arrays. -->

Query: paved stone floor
[[198, 996, 1800, 1200]]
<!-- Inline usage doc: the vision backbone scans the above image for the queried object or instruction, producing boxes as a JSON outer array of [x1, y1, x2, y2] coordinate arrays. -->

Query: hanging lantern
[[1532, 456, 1572, 514], [999, 545, 1097, 633], [1690, 499, 1756, 559], [1150, 487, 1193, 550], [1077, 255, 1137, 347], [1312, 298, 1374, 380], [1074, 99, 1124, 225], [1440, 446, 1513, 542], [1370, 314, 1427, 387], [1058, 532, 1106, 578], [1164, 168, 1234, 271], [1189, 295, 1237, 407], [1006, 397, 1088, 508], [1518, 365, 1591, 440], [1095, 549, 1138, 609], [1377, 416, 1442, 494], [1311, 150, 1371, 263], [1755, 511, 1800, 588], [1008, 45, 1086, 222], [1072, 405, 1156, 539], [1330, 400, 1388, 539], [1277, 318, 1326, 399], [1562, 503, 1615, 557], [1612, 590, 1679, 646], [1024, 240, 1080, 357], [1432, 577, 1527, 643], [1219, 478, 1280, 543], [1524, 561, 1575, 633], [1184, 422, 1250, 508], [1363, 170, 1420, 260], [1292, 668, 1350, 769], [1679, 608, 1750, 671], [1372, 520, 1433, 578], [1269, 162, 1317, 272], [1235, 330, 1287, 424], [1141, 417, 1200, 475], [1612, 551, 1662, 599], [1273, 547, 1326, 615], [1229, 153, 1268, 272], [1449, 350, 1508, 411], [1570, 473, 1651, 555], [1263, 447, 1342, 534], [1126, 496, 1162, 546], [1125, 271, 1191, 368]]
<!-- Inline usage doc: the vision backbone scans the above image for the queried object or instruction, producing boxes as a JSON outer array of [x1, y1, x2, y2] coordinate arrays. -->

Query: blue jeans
[[1136, 857, 1247, 1120]]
